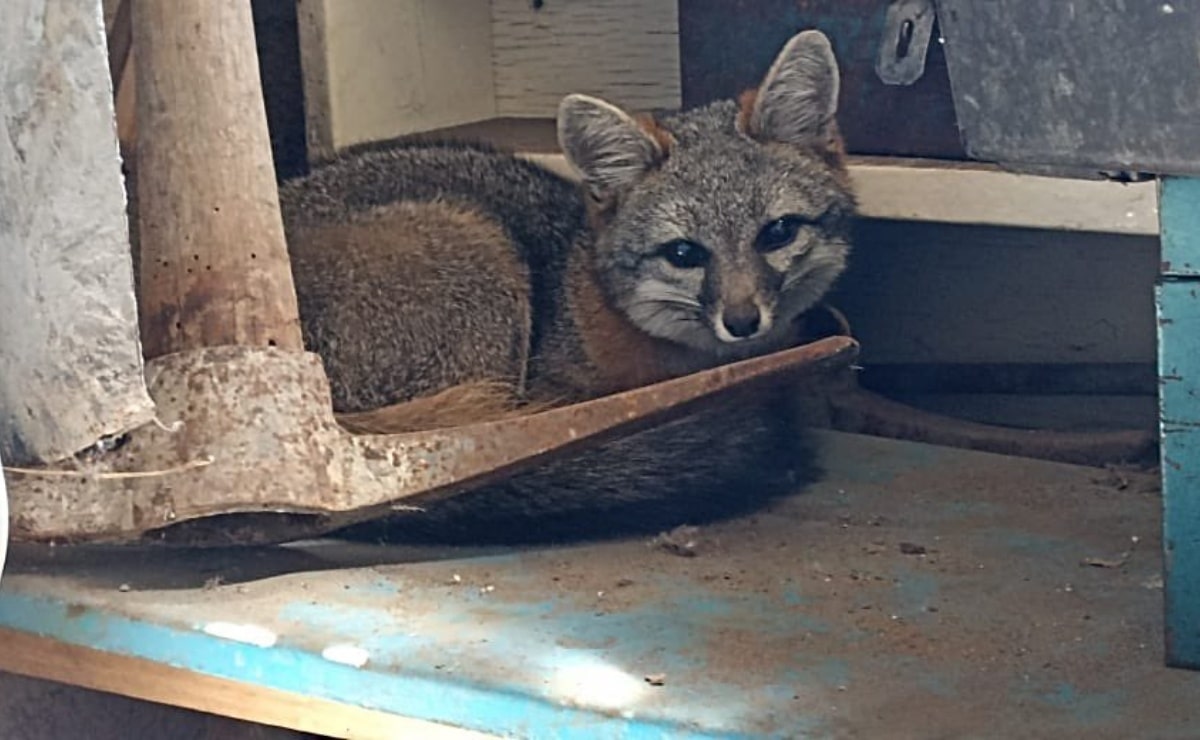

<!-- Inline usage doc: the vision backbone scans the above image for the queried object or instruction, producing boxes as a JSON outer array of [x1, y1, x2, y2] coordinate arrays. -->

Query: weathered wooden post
[[132, 0, 302, 357]]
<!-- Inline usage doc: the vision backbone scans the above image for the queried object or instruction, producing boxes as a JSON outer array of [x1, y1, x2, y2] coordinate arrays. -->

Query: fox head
[[557, 30, 855, 358]]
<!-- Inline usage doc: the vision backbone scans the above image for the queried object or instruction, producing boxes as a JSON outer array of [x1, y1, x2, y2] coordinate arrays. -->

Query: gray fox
[[278, 30, 856, 542]]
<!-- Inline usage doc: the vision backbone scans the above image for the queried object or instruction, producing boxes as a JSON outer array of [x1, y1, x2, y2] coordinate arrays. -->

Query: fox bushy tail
[[334, 382, 819, 545]]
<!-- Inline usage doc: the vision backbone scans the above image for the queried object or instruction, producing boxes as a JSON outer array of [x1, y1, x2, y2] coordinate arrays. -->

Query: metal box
[[937, 0, 1200, 176]]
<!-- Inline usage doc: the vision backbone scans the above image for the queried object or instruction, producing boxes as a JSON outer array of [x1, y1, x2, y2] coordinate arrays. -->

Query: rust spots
[[361, 446, 388, 461], [10, 513, 37, 536]]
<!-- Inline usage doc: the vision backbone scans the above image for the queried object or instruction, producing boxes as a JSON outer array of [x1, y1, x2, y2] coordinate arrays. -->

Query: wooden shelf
[[841, 157, 1159, 236], [525, 152, 1158, 236], [399, 116, 1159, 236]]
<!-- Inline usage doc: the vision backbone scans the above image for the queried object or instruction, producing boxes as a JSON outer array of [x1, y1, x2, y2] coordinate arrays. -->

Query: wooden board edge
[[0, 628, 500, 740], [850, 160, 1159, 235], [295, 0, 336, 163], [518, 153, 1160, 236]]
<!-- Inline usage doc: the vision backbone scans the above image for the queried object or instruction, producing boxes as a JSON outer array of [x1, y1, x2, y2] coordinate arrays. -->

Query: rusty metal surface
[[0, 431, 1194, 737], [4, 337, 857, 545]]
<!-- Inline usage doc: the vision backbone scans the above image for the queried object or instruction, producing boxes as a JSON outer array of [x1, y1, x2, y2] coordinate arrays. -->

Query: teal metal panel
[[1158, 279, 1200, 667], [1160, 178, 1200, 277], [1158, 175, 1200, 668]]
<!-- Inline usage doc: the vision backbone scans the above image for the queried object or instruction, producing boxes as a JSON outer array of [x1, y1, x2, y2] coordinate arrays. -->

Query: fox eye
[[657, 239, 711, 269], [755, 215, 811, 253]]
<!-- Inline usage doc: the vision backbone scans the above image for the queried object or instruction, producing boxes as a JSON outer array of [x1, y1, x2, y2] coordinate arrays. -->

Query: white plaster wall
[[0, 0, 154, 463], [297, 0, 682, 154], [300, 0, 497, 156]]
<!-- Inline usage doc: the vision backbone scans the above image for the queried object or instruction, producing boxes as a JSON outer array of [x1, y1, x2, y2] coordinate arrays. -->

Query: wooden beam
[[133, 0, 303, 356], [522, 152, 1159, 236], [0, 628, 499, 740], [847, 156, 1159, 236]]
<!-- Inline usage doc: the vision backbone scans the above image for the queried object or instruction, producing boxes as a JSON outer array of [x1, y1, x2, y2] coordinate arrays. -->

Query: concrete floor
[[2, 431, 1198, 738]]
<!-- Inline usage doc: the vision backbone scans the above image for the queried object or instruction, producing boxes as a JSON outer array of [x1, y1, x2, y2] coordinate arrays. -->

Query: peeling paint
[[322, 643, 370, 668], [202, 621, 278, 648]]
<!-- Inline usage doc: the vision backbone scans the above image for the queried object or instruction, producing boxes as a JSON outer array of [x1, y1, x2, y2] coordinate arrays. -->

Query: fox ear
[[557, 94, 669, 202], [742, 30, 840, 148]]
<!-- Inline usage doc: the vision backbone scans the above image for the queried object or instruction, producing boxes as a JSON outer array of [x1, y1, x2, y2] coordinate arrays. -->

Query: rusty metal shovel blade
[[5, 336, 857, 546], [339, 335, 861, 515]]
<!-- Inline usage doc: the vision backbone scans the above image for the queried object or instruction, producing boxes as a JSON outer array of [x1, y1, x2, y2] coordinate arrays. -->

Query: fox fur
[[226, 31, 856, 543]]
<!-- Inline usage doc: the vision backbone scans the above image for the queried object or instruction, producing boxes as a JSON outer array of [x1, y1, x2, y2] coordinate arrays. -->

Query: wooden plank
[[491, 0, 681, 116], [0, 628, 499, 740], [849, 157, 1159, 236], [1157, 176, 1200, 669], [380, 114, 1156, 237], [295, 0, 334, 161], [298, 0, 496, 158], [0, 670, 315, 740], [521, 152, 1160, 236]]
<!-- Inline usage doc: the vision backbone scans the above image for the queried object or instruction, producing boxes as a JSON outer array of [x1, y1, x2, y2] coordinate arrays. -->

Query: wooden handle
[[133, 0, 303, 357]]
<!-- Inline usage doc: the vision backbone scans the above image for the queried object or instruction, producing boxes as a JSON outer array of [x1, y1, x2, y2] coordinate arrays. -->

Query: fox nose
[[721, 304, 762, 339]]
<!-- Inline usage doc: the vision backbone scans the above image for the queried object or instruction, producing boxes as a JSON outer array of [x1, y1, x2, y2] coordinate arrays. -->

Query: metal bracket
[[876, 0, 937, 86]]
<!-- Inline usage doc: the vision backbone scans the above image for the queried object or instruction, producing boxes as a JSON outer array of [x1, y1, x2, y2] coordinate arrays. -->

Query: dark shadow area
[[252, 0, 308, 180]]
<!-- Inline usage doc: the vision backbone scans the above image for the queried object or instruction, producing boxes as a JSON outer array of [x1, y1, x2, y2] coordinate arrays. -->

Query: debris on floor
[[3, 431, 1198, 738], [651, 524, 703, 558]]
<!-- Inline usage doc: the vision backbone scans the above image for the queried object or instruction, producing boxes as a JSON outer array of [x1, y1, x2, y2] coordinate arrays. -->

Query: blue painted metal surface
[[1158, 176, 1200, 669], [1, 431, 1198, 737], [0, 592, 733, 740], [1161, 178, 1200, 277]]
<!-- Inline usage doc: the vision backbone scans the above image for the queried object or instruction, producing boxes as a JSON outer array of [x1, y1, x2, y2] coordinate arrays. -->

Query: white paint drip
[[202, 621, 278, 648], [322, 644, 370, 668]]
